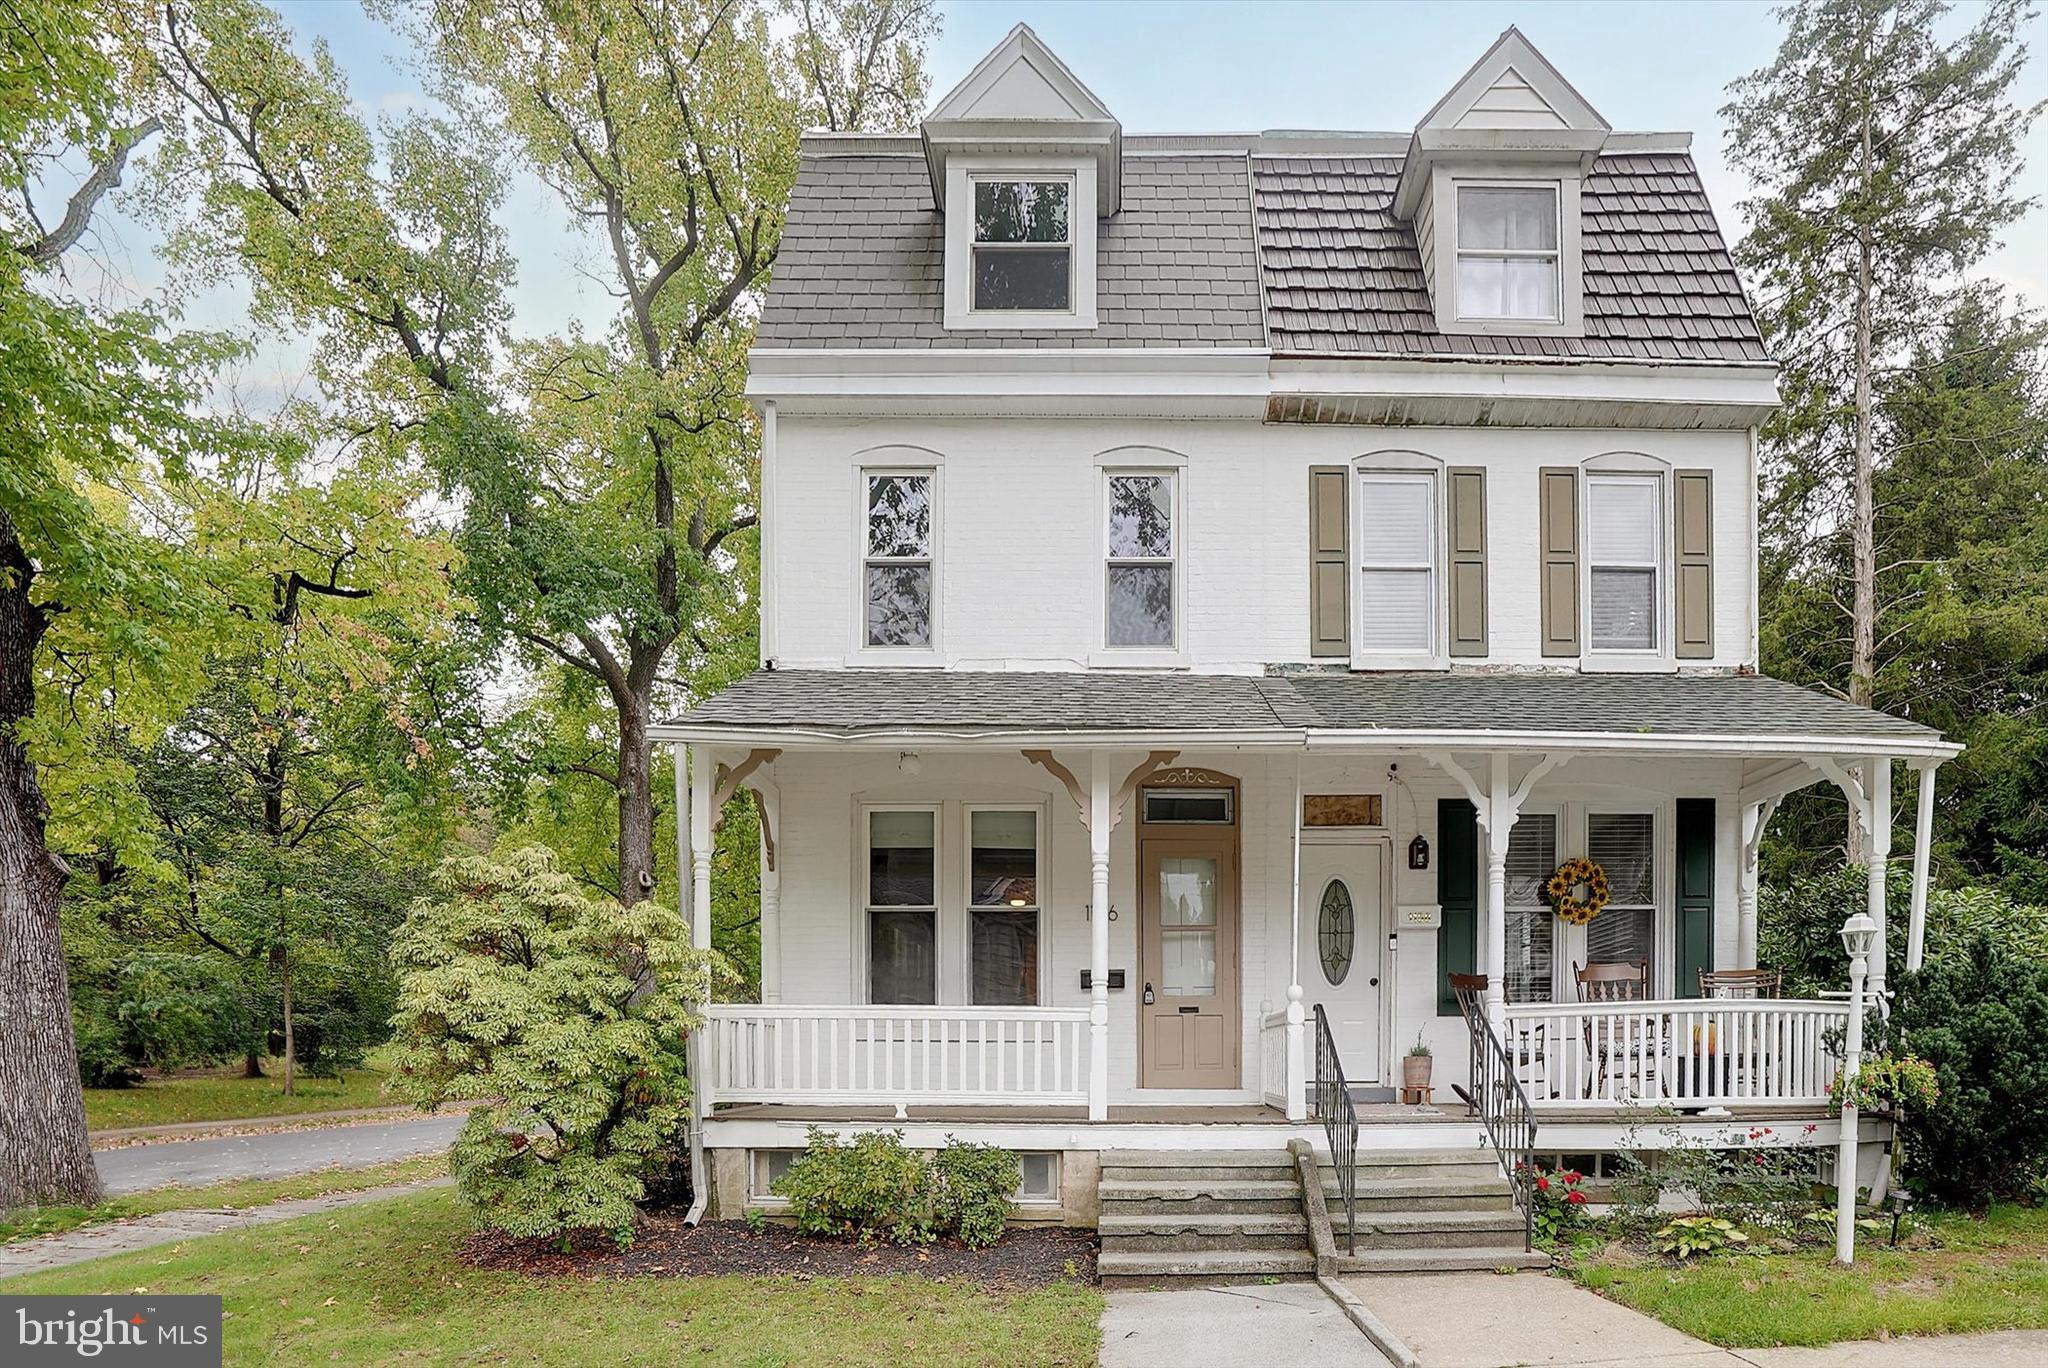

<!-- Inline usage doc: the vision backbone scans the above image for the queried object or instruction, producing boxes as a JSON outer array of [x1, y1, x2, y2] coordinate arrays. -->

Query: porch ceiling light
[[1839, 912, 1878, 960]]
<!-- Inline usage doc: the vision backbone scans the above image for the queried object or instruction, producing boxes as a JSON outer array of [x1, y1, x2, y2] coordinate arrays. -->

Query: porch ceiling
[[653, 668, 1957, 760]]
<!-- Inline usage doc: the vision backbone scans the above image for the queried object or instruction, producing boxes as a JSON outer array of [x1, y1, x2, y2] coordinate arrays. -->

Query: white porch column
[[757, 778, 782, 1004], [1087, 755, 1113, 1122], [1906, 761, 1939, 974], [1864, 758, 1893, 1001], [1483, 753, 1512, 1026], [689, 744, 715, 952], [1737, 798, 1779, 970], [1285, 757, 1307, 1121]]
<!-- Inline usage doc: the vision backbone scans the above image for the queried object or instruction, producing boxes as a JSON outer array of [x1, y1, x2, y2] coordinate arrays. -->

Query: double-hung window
[[1105, 472, 1176, 649], [1586, 812, 1656, 977], [1356, 470, 1439, 660], [1503, 813, 1558, 1004], [971, 178, 1072, 313], [968, 809, 1040, 1006], [863, 471, 935, 649], [866, 809, 938, 1004], [1456, 185, 1560, 321], [1586, 474, 1662, 653]]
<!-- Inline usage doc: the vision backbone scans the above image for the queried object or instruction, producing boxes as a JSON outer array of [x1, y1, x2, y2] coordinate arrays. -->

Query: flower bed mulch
[[463, 1214, 1099, 1288]]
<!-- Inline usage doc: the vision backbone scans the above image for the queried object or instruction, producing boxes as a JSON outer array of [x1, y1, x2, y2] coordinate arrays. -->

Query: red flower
[[1567, 1190, 1587, 1205], [1535, 1176, 1550, 1192], [1564, 1171, 1582, 1184]]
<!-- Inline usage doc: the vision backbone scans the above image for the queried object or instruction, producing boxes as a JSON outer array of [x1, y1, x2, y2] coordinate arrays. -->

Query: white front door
[[1298, 841, 1385, 1082]]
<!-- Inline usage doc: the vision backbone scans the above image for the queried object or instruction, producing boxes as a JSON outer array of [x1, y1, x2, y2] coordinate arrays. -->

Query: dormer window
[[1456, 185, 1560, 322], [972, 178, 1072, 312]]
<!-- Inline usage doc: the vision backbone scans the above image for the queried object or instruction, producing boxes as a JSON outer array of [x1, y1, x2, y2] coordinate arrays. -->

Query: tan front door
[[1138, 835, 1239, 1088]]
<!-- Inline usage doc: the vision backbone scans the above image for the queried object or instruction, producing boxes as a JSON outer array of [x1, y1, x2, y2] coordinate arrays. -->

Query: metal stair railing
[[1310, 1003, 1359, 1254], [1455, 988, 1539, 1252]]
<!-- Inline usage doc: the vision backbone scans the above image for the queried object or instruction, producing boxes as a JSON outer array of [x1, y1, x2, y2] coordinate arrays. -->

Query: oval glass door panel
[[1318, 879, 1354, 986]]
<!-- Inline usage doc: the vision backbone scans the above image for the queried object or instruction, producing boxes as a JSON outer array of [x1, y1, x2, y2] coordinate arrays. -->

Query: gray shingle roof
[[1250, 153, 1768, 361], [754, 153, 1266, 349], [675, 670, 1943, 747], [753, 142, 1768, 362]]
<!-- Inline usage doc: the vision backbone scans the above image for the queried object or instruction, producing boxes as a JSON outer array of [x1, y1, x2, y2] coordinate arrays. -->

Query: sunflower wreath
[[1546, 857, 1611, 926]]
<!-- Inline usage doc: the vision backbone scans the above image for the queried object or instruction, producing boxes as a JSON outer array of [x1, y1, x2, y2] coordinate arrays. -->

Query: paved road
[[94, 1114, 465, 1194]]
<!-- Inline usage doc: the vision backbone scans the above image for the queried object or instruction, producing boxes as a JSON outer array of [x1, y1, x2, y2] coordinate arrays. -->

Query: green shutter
[[1309, 466, 1350, 656], [1437, 798, 1479, 1016], [1447, 467, 1488, 657], [1676, 798, 1715, 998], [1675, 470, 1714, 659]]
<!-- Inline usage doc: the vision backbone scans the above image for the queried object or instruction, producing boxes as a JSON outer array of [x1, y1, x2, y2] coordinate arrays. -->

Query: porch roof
[[656, 669, 1956, 759]]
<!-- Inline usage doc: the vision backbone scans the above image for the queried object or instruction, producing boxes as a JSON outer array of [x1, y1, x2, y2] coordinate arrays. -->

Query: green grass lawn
[[1571, 1204, 2048, 1347], [1, 1155, 448, 1245], [8, 1188, 1104, 1366], [83, 1056, 397, 1131]]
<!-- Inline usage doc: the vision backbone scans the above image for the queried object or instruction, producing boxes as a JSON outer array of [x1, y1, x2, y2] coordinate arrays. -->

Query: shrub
[[931, 1139, 1020, 1249], [388, 845, 732, 1245], [1611, 1118, 1825, 1236], [1761, 865, 2048, 997], [1831, 1052, 1939, 1114], [1889, 937, 2048, 1205], [1653, 1214, 1748, 1259], [774, 1129, 1020, 1248], [776, 1128, 936, 1245], [1518, 1163, 1588, 1246]]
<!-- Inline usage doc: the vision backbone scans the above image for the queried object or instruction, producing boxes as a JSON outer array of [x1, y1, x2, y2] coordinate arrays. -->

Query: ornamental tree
[[389, 845, 733, 1242]]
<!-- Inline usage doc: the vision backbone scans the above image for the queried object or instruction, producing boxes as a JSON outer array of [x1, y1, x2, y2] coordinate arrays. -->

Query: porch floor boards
[[708, 1103, 1300, 1125]]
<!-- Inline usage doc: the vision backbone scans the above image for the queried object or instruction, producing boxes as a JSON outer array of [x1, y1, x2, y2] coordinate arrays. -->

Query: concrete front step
[[1332, 1245, 1551, 1273], [1103, 1165, 1297, 1185], [1321, 1176, 1517, 1211], [1103, 1177, 1302, 1205], [1099, 1210, 1308, 1252], [1098, 1248, 1318, 1281], [1333, 1208, 1529, 1250], [1344, 1159, 1501, 1182], [1100, 1149, 1299, 1169]]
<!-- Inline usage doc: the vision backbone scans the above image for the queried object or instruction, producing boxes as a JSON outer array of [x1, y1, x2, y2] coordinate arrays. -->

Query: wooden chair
[[1698, 967, 1782, 999], [1574, 960, 1654, 1099]]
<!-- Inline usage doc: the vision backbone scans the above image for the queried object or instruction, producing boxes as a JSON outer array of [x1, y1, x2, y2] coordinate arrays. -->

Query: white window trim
[[1431, 165, 1585, 338], [1351, 460, 1448, 671], [1452, 181, 1563, 325], [943, 157, 1098, 331], [959, 803, 1050, 1008], [852, 464, 942, 666], [1581, 468, 1674, 673], [858, 802, 943, 1006], [1093, 466, 1187, 668]]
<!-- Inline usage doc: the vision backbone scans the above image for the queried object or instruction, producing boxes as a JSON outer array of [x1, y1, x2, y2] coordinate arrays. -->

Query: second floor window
[[1587, 474, 1661, 652], [973, 178, 1071, 312], [1106, 472, 1176, 648], [1356, 470, 1438, 656], [864, 471, 933, 648], [1456, 185, 1559, 321]]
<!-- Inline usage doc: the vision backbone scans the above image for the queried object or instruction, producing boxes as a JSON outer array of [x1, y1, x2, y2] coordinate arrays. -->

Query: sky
[[71, 0, 2048, 384]]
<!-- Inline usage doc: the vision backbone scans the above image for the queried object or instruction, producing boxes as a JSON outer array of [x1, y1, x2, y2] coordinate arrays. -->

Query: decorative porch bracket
[[1022, 748, 1177, 1120], [1425, 750, 1568, 1021], [1737, 795, 1781, 970], [1813, 755, 1894, 999]]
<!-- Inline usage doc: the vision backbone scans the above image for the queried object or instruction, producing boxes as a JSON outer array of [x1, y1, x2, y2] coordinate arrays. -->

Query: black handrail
[[1454, 989, 1539, 1252], [1310, 1003, 1358, 1254]]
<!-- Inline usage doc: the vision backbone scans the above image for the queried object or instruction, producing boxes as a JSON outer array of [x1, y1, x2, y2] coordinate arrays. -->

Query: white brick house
[[654, 26, 1955, 1265]]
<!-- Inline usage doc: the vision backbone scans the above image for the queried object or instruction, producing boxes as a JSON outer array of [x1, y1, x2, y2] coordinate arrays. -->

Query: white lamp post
[[1835, 911, 1879, 1266]]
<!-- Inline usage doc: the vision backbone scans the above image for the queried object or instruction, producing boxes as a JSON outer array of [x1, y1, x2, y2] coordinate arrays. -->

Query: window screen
[[1456, 185, 1560, 320], [1503, 814, 1557, 1004], [1106, 474, 1175, 647], [867, 810, 936, 1004], [1587, 811, 1656, 974], [864, 473, 933, 647], [1357, 472, 1437, 654], [969, 810, 1039, 1006], [1588, 476, 1660, 651], [972, 179, 1072, 312]]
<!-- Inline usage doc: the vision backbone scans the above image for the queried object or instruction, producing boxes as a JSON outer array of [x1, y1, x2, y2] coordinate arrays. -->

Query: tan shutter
[[1675, 469, 1714, 659], [1309, 466, 1349, 657], [1539, 467, 1580, 657], [1447, 467, 1487, 657]]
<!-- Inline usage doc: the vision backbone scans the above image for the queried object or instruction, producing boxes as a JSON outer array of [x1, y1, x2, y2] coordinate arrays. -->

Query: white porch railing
[[700, 1005, 1091, 1110], [1502, 999, 1850, 1110], [1259, 1006, 1291, 1111]]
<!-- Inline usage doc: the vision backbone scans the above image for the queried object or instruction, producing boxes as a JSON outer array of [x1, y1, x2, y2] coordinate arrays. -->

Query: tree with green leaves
[[0, 0, 248, 1208], [1726, 0, 2040, 860], [146, 0, 934, 913]]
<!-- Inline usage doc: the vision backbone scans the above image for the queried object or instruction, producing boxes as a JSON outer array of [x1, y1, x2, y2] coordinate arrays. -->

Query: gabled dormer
[[921, 23, 1121, 331], [1393, 28, 1611, 340]]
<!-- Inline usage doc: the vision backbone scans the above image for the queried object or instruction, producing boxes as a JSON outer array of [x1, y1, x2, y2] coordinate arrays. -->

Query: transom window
[[1587, 474, 1662, 652], [866, 809, 937, 1004], [1356, 470, 1439, 657], [1105, 472, 1176, 648], [863, 471, 933, 649], [1456, 185, 1560, 321], [971, 178, 1072, 312], [968, 809, 1040, 1007], [1587, 812, 1657, 977]]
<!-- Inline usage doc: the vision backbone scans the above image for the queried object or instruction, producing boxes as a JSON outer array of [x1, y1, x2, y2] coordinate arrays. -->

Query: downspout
[[680, 741, 709, 1226], [760, 400, 778, 668]]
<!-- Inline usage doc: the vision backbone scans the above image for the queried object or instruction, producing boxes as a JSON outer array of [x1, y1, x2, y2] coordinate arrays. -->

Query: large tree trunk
[[1847, 83, 1878, 864], [0, 510, 100, 1208], [617, 691, 655, 907], [277, 947, 294, 1098]]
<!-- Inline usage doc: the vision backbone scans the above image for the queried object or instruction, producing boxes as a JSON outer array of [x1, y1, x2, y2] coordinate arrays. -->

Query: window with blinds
[[1357, 471, 1438, 656], [1587, 811, 1656, 976], [1587, 475, 1661, 652], [1503, 813, 1558, 1004]]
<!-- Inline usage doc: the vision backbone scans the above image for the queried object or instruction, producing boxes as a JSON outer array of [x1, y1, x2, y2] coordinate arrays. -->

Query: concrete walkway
[[94, 1113, 465, 1194], [0, 1179, 452, 1281], [1342, 1270, 2048, 1368], [1100, 1283, 1391, 1367]]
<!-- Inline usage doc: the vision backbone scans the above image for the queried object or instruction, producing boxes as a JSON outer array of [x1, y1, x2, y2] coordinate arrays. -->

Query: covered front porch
[[656, 670, 1958, 1143]]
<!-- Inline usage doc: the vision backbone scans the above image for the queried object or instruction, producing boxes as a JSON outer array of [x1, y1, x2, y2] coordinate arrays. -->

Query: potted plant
[[1402, 1031, 1433, 1097]]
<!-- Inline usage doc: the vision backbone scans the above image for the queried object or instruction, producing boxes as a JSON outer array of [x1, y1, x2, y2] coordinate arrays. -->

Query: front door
[[1299, 841, 1385, 1082], [1138, 835, 1239, 1088]]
